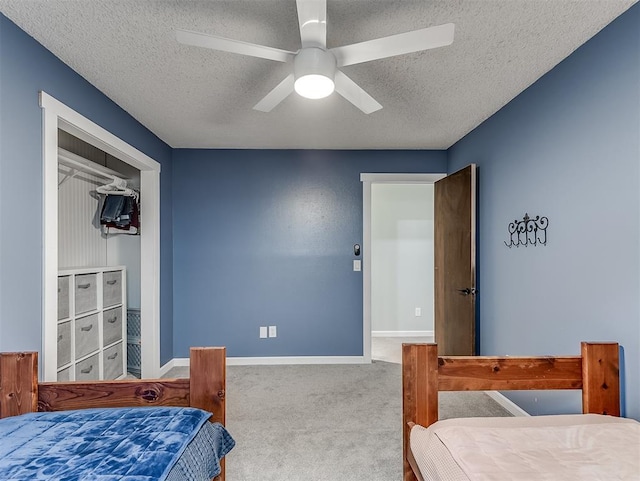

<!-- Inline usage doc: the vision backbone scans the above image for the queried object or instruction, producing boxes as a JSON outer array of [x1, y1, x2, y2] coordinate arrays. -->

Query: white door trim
[[40, 91, 161, 380], [360, 173, 446, 363]]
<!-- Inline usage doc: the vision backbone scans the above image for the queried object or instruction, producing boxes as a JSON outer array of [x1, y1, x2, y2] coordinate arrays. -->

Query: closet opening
[[57, 130, 142, 380], [41, 91, 161, 382]]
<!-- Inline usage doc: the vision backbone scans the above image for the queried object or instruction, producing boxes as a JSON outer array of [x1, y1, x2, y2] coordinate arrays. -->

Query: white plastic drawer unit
[[75, 273, 97, 315], [103, 306, 123, 346], [57, 321, 71, 368], [57, 276, 70, 320], [75, 353, 100, 381], [56, 266, 127, 381], [75, 313, 99, 359], [57, 366, 70, 382], [103, 342, 124, 380], [103, 270, 123, 308]]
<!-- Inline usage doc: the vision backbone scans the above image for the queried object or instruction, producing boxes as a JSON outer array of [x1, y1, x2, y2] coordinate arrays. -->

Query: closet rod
[[58, 147, 129, 183]]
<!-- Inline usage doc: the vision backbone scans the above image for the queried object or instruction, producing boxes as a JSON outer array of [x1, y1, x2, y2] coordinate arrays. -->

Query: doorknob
[[457, 288, 476, 296]]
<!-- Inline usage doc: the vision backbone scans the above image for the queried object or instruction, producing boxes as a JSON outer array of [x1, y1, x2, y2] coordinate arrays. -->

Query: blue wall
[[448, 4, 640, 419], [0, 14, 175, 364], [172, 149, 446, 357], [2, 3, 638, 420]]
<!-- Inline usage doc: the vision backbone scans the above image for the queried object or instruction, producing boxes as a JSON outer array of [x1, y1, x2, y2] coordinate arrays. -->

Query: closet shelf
[[58, 148, 129, 187]]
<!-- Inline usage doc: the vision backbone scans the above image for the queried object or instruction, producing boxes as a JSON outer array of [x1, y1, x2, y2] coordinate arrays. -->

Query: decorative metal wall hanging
[[504, 213, 548, 248]]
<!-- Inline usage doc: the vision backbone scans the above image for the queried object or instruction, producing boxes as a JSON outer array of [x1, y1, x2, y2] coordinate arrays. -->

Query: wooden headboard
[[0, 347, 227, 480], [402, 341, 620, 481]]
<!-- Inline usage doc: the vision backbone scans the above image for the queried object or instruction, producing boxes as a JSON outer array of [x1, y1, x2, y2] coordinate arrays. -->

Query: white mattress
[[410, 414, 640, 481]]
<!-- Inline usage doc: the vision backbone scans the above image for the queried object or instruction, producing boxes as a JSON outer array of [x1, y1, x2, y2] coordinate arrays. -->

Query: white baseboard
[[372, 330, 433, 338], [485, 391, 530, 417], [159, 358, 176, 377], [167, 356, 369, 368], [171, 358, 190, 368]]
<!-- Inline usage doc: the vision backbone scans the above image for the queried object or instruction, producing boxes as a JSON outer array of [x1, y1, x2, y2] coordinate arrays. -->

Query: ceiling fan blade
[[176, 29, 295, 63], [253, 74, 296, 112], [330, 23, 455, 67], [334, 70, 382, 114], [296, 0, 327, 48]]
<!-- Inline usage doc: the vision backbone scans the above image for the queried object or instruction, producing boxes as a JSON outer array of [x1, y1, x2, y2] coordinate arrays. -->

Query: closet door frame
[[40, 91, 161, 381]]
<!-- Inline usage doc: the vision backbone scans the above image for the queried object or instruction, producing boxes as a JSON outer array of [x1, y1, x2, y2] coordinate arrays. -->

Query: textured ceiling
[[0, 1, 636, 149]]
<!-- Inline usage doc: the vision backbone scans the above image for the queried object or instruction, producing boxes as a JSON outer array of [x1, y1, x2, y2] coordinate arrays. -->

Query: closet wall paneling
[[58, 148, 142, 309], [58, 171, 106, 268]]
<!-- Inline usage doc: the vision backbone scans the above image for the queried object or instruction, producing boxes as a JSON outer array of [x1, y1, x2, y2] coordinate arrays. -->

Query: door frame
[[360, 173, 446, 362], [40, 91, 161, 381]]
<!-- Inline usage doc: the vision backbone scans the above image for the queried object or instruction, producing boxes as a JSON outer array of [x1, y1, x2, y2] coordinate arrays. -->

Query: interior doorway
[[41, 92, 161, 381], [361, 173, 446, 362], [371, 183, 434, 335]]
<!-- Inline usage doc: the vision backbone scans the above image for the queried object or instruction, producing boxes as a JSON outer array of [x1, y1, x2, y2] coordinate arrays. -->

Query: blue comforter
[[0, 407, 235, 480]]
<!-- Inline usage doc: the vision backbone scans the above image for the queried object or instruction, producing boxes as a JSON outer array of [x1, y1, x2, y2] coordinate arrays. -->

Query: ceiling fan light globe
[[294, 74, 335, 99]]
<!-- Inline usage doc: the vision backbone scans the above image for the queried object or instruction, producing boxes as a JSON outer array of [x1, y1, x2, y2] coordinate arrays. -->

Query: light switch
[[353, 260, 361, 272]]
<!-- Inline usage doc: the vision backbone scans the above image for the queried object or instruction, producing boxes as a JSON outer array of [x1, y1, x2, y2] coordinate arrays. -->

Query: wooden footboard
[[0, 347, 227, 481], [402, 341, 620, 481]]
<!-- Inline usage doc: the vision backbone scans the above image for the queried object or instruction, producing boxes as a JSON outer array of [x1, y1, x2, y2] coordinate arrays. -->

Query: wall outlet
[[259, 326, 268, 339], [268, 325, 277, 338], [415, 307, 422, 317]]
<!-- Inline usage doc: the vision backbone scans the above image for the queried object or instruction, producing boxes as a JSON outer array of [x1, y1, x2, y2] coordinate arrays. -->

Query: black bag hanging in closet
[[100, 194, 140, 231], [100, 195, 126, 223]]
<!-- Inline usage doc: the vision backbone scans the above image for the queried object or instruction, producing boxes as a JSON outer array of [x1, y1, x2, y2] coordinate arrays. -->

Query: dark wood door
[[434, 164, 476, 355]]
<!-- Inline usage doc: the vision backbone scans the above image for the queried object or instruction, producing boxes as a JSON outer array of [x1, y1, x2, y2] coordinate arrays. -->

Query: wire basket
[[127, 308, 141, 378], [127, 308, 141, 338]]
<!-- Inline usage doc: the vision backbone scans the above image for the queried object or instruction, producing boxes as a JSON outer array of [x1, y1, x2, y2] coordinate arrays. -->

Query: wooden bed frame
[[402, 341, 620, 481], [0, 347, 227, 481]]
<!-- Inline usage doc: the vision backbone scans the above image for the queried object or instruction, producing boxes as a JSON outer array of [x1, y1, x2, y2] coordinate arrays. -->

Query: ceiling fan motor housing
[[294, 48, 337, 99]]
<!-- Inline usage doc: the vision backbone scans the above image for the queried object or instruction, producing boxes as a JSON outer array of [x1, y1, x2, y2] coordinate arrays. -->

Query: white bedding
[[410, 414, 640, 481]]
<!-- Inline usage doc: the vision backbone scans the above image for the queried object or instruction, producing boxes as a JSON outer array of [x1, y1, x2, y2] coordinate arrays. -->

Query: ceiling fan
[[176, 0, 454, 114]]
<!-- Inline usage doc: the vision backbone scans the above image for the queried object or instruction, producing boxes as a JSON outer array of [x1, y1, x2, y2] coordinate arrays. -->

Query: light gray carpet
[[167, 361, 511, 480]]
